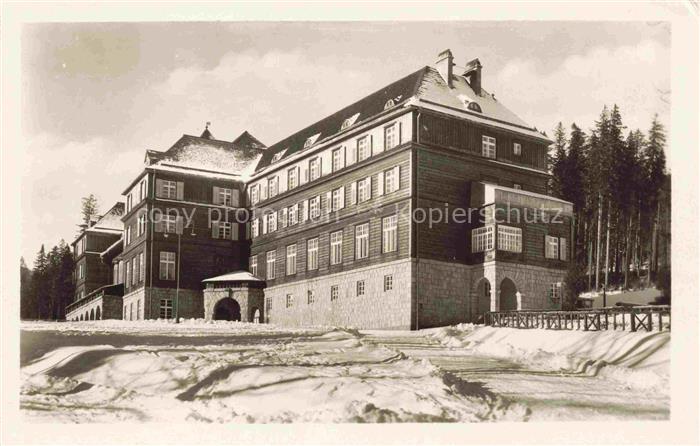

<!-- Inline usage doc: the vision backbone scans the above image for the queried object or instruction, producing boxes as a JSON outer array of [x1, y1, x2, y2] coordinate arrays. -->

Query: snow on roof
[[83, 202, 125, 234], [202, 270, 264, 283], [100, 236, 123, 260], [156, 134, 263, 175], [255, 62, 550, 171]]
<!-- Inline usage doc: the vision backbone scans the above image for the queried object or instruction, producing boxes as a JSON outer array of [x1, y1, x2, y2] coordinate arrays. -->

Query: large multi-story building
[[65, 49, 572, 329], [246, 50, 572, 329]]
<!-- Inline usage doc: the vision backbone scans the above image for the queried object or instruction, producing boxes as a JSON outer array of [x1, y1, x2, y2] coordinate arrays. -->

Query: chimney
[[463, 58, 482, 96], [435, 49, 454, 88]]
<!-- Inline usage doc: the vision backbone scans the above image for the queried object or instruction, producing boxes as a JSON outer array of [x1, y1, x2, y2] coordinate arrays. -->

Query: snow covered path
[[20, 320, 669, 423]]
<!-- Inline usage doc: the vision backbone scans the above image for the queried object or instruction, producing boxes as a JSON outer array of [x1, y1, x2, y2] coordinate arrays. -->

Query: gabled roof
[[233, 131, 267, 151], [202, 270, 264, 283], [255, 62, 550, 172], [86, 202, 125, 233]]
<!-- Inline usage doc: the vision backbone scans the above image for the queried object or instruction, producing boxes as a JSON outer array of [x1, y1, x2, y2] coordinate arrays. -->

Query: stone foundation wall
[[66, 293, 123, 321], [415, 259, 473, 329], [122, 287, 204, 320], [265, 258, 413, 329]]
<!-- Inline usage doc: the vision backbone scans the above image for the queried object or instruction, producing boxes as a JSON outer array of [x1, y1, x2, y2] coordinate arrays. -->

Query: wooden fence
[[484, 305, 671, 332]]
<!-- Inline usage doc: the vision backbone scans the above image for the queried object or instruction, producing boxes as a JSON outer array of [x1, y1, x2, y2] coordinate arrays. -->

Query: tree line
[[20, 195, 100, 320], [550, 106, 669, 308]]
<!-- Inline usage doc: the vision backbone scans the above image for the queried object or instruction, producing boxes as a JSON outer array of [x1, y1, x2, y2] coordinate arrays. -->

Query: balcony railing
[[66, 283, 124, 314]]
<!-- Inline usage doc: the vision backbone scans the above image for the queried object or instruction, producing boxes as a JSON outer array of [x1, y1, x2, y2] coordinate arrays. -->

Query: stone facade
[[122, 287, 204, 320], [415, 259, 473, 329], [265, 258, 413, 329], [66, 293, 123, 321], [203, 286, 265, 322]]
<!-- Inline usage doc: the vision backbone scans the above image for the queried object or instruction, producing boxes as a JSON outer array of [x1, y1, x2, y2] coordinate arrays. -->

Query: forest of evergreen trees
[[20, 242, 74, 320], [549, 106, 669, 308]]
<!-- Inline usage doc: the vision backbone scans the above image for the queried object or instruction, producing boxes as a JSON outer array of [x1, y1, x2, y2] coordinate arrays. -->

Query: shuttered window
[[307, 238, 319, 270], [355, 223, 369, 259], [309, 196, 321, 219], [384, 123, 398, 150], [384, 166, 400, 194], [545, 236, 559, 259], [309, 158, 320, 181], [289, 204, 298, 226], [288, 167, 299, 190], [382, 215, 398, 253], [286, 244, 297, 276], [266, 250, 276, 280], [330, 230, 343, 265], [357, 136, 370, 161], [358, 177, 371, 203], [332, 187, 345, 211]]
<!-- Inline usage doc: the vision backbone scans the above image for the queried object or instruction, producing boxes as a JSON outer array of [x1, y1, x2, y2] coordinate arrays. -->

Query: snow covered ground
[[20, 320, 669, 423]]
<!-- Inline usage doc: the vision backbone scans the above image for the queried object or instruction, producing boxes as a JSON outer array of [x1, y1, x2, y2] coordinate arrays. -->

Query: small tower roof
[[200, 122, 214, 140]]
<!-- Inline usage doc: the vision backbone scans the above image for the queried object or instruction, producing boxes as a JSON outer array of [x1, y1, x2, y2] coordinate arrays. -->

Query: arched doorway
[[80, 314, 83, 321], [499, 278, 518, 311], [85, 311, 89, 321], [213, 298, 241, 321], [90, 308, 95, 320], [252, 308, 261, 324], [474, 278, 492, 323], [96, 306, 101, 320]]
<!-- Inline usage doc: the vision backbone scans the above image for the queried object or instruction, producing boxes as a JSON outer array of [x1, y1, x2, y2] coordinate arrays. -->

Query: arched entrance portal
[[499, 278, 518, 311], [252, 308, 261, 324], [80, 314, 84, 321], [96, 306, 101, 320], [474, 278, 492, 323], [213, 298, 241, 321]]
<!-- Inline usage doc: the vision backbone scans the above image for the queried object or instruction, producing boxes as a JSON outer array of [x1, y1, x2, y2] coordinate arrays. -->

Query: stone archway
[[473, 278, 492, 323], [251, 308, 261, 324], [80, 314, 84, 321], [85, 311, 90, 321], [213, 298, 241, 321], [90, 308, 95, 320], [96, 306, 101, 320], [499, 277, 518, 311]]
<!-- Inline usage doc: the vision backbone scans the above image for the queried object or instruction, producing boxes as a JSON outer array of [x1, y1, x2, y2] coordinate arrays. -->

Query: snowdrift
[[431, 324, 670, 391]]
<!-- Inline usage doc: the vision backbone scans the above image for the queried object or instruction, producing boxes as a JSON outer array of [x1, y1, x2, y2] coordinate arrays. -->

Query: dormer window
[[271, 149, 287, 164], [466, 101, 482, 113], [304, 133, 321, 149], [341, 113, 360, 130], [384, 99, 395, 110], [513, 142, 522, 156]]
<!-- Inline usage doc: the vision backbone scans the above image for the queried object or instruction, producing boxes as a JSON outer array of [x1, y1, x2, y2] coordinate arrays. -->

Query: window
[[482, 135, 496, 159], [307, 238, 319, 270], [309, 158, 320, 181], [136, 300, 141, 320], [286, 244, 297, 275], [268, 212, 277, 233], [341, 113, 359, 130], [126, 226, 131, 245], [332, 148, 343, 172], [279, 208, 288, 229], [266, 250, 276, 280], [164, 214, 178, 233], [218, 187, 233, 206], [513, 142, 522, 156], [289, 204, 298, 226], [129, 303, 134, 321], [123, 305, 127, 320], [250, 255, 258, 276], [268, 177, 278, 198], [139, 252, 145, 282], [265, 296, 272, 320], [160, 299, 173, 319], [159, 251, 176, 280], [126, 194, 133, 213], [271, 151, 285, 163], [161, 180, 177, 199], [384, 124, 398, 150], [467, 102, 482, 113], [286, 294, 294, 308], [125, 261, 130, 288], [498, 225, 522, 253], [139, 178, 148, 201], [472, 226, 494, 253], [304, 133, 320, 148], [78, 263, 84, 279], [384, 166, 400, 194], [307, 290, 315, 305], [358, 177, 371, 203], [513, 183, 522, 190], [548, 283, 562, 301], [330, 285, 339, 301], [357, 136, 370, 161], [384, 274, 393, 291], [288, 167, 298, 190], [357, 280, 365, 296], [330, 231, 343, 265], [355, 223, 369, 259], [137, 213, 147, 236], [251, 185, 259, 205], [559, 238, 568, 261], [384, 99, 395, 110], [217, 221, 232, 239], [251, 219, 259, 238], [309, 196, 321, 219], [332, 187, 343, 211], [382, 215, 398, 253], [132, 257, 138, 286], [545, 236, 560, 259]]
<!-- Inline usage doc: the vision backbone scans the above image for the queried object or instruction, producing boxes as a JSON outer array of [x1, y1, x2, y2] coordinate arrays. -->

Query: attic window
[[466, 101, 482, 113], [271, 151, 285, 163], [341, 113, 360, 131], [384, 99, 395, 110], [304, 133, 321, 149]]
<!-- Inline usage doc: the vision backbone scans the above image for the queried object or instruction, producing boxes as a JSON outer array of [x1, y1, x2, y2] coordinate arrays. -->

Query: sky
[[20, 21, 671, 263]]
